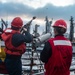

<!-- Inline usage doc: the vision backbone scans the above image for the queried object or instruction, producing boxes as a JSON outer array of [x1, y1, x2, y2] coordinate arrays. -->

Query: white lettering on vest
[[53, 40, 71, 46]]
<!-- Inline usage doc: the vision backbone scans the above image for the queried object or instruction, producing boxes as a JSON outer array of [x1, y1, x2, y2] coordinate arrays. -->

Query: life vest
[[44, 36, 72, 75], [1, 28, 26, 55]]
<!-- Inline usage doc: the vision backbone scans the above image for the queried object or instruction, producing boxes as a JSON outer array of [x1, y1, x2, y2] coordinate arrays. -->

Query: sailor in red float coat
[[1, 28, 26, 55], [40, 19, 72, 75], [1, 17, 33, 75]]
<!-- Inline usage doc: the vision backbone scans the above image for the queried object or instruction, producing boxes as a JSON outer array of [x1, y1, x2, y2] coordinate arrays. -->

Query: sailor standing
[[1, 17, 33, 75], [40, 19, 72, 75]]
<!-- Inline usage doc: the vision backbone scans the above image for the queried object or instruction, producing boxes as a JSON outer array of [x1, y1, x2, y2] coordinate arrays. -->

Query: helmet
[[11, 17, 23, 28], [53, 19, 67, 30]]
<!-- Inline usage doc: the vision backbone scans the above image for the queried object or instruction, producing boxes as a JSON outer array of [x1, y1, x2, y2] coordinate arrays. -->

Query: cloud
[[0, 2, 34, 17], [0, 2, 75, 20], [33, 4, 75, 20]]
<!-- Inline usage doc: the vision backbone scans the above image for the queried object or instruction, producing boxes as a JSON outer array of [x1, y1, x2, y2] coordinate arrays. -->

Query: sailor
[[1, 17, 33, 75], [40, 19, 72, 75]]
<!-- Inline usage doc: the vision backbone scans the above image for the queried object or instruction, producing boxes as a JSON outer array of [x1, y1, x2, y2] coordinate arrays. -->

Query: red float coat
[[44, 36, 72, 75], [1, 28, 26, 55]]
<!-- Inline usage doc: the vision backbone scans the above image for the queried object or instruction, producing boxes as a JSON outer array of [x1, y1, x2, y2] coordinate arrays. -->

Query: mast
[[69, 16, 74, 42], [33, 24, 40, 38], [45, 16, 52, 33]]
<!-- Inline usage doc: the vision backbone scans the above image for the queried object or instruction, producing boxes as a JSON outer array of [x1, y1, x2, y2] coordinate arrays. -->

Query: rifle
[[20, 16, 36, 33]]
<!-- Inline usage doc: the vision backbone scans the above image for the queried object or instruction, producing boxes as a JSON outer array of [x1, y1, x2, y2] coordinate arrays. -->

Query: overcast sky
[[0, 0, 75, 34]]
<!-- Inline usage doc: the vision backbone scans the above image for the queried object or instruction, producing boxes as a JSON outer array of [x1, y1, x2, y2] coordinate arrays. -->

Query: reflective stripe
[[53, 40, 71, 46], [5, 29, 12, 32]]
